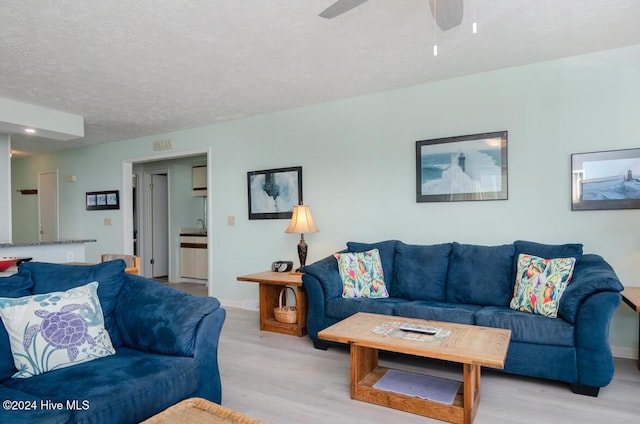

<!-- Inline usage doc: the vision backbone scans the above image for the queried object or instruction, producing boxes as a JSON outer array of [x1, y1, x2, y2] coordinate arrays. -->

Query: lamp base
[[296, 234, 308, 273]]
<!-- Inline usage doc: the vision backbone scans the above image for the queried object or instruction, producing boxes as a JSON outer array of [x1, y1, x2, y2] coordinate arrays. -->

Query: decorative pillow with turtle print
[[0, 281, 115, 378]]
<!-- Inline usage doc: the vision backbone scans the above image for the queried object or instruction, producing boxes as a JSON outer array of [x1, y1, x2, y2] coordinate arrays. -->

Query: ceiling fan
[[319, 0, 464, 31]]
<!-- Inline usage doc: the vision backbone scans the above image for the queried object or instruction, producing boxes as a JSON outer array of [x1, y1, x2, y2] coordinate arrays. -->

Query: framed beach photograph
[[86, 190, 120, 210], [415, 131, 508, 202], [571, 148, 640, 211], [247, 166, 302, 220]]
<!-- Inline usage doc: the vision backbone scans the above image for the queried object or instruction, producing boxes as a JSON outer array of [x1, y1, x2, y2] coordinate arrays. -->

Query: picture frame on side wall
[[571, 148, 640, 211], [247, 166, 302, 219], [416, 131, 508, 202], [86, 190, 119, 210]]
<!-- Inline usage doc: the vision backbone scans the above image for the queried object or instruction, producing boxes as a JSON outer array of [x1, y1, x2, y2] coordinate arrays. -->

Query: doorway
[[37, 170, 59, 242], [122, 149, 210, 289]]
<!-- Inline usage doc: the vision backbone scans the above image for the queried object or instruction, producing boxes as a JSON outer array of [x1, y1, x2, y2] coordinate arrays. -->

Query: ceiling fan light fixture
[[472, 21, 477, 34], [433, 44, 438, 57]]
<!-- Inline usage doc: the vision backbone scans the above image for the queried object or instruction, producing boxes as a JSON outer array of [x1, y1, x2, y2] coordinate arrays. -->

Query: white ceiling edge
[[0, 97, 84, 141]]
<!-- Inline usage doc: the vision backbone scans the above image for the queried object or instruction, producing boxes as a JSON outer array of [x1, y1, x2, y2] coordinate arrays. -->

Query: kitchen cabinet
[[192, 166, 207, 196], [180, 235, 208, 279]]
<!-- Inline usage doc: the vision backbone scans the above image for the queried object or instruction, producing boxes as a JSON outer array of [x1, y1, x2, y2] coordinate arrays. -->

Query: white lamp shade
[[285, 205, 318, 234]]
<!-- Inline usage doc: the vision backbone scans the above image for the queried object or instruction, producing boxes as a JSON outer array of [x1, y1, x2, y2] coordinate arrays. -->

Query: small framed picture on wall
[[86, 190, 119, 210]]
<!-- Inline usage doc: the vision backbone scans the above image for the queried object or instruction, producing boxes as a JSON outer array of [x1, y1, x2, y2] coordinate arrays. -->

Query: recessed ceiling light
[[24, 128, 36, 134]]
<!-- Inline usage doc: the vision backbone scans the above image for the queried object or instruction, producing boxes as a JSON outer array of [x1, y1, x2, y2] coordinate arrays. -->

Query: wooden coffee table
[[318, 313, 511, 424]]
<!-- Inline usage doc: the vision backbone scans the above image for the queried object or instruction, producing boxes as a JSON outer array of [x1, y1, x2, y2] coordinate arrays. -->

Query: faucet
[[197, 219, 205, 230]]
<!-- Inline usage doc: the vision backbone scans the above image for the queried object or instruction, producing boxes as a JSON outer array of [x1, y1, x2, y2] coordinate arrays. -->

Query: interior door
[[37, 170, 59, 242], [151, 173, 169, 277]]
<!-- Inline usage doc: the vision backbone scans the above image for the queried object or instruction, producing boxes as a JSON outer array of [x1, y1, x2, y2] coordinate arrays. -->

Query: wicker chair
[[101, 254, 141, 275]]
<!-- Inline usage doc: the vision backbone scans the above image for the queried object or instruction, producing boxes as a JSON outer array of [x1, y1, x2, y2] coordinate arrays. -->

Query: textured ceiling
[[2, 0, 639, 156]]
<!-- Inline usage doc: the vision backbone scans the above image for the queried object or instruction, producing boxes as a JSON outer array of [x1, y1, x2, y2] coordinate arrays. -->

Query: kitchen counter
[[179, 227, 207, 237], [0, 239, 96, 263], [0, 239, 96, 247]]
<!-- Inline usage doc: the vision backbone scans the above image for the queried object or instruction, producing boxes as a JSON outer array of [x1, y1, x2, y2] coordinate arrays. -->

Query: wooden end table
[[237, 271, 306, 337], [621, 287, 640, 369]]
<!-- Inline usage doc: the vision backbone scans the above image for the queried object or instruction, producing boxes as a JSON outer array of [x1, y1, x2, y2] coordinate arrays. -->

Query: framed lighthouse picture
[[416, 131, 508, 203], [247, 166, 302, 220]]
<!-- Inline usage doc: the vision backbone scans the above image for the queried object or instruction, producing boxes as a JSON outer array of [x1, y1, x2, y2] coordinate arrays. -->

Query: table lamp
[[285, 205, 319, 272]]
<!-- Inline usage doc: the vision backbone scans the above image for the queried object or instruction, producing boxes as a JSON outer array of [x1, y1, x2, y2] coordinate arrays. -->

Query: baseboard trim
[[612, 345, 638, 360], [219, 299, 259, 311]]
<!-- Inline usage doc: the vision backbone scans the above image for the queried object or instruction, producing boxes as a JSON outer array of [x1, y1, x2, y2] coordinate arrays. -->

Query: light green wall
[[11, 44, 640, 356]]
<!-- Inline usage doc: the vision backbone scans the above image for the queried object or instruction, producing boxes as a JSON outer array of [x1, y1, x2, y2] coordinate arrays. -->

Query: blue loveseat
[[303, 240, 623, 396], [0, 260, 225, 424]]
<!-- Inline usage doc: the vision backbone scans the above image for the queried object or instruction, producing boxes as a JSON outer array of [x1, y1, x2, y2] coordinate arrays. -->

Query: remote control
[[398, 323, 438, 335]]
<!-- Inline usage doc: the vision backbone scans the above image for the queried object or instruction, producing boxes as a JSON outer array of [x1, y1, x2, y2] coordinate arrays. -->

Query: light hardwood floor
[[217, 307, 640, 424]]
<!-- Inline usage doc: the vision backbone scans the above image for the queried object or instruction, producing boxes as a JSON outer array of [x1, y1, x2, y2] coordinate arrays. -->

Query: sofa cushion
[[394, 301, 480, 325], [2, 347, 200, 424], [0, 385, 72, 423], [393, 242, 451, 301], [21, 261, 126, 347], [335, 249, 389, 298], [0, 282, 116, 378], [513, 240, 583, 281], [347, 240, 399, 288], [514, 240, 583, 261], [475, 306, 574, 346], [510, 254, 576, 318], [446, 242, 515, 306], [326, 297, 408, 320], [0, 269, 34, 381]]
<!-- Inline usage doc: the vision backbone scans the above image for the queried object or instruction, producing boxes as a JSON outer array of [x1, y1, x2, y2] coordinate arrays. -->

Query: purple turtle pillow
[[0, 281, 115, 378]]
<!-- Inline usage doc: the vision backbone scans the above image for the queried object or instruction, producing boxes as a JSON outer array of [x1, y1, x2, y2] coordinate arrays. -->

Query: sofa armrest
[[193, 306, 226, 403], [303, 254, 343, 300], [557, 254, 623, 324], [303, 254, 343, 343], [115, 275, 222, 357], [574, 291, 621, 387]]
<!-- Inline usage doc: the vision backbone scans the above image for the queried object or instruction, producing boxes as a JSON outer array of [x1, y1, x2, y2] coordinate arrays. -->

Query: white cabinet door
[[180, 236, 207, 280], [192, 166, 207, 196], [194, 248, 208, 280]]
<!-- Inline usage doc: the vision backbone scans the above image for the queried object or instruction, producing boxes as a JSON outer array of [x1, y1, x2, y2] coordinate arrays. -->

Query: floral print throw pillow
[[0, 281, 115, 378], [334, 249, 389, 298], [510, 254, 576, 318]]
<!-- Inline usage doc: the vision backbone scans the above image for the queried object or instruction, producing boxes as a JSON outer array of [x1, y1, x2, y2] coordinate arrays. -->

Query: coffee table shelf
[[318, 313, 510, 424]]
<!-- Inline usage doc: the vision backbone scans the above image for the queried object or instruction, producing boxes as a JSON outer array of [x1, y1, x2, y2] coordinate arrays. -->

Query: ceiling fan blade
[[319, 0, 370, 19], [428, 0, 464, 31]]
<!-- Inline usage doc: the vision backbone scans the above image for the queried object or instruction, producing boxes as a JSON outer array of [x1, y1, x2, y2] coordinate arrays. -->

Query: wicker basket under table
[[142, 397, 268, 424]]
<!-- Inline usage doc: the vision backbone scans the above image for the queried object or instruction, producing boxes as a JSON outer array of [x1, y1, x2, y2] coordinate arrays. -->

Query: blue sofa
[[0, 260, 225, 423], [303, 240, 623, 396]]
